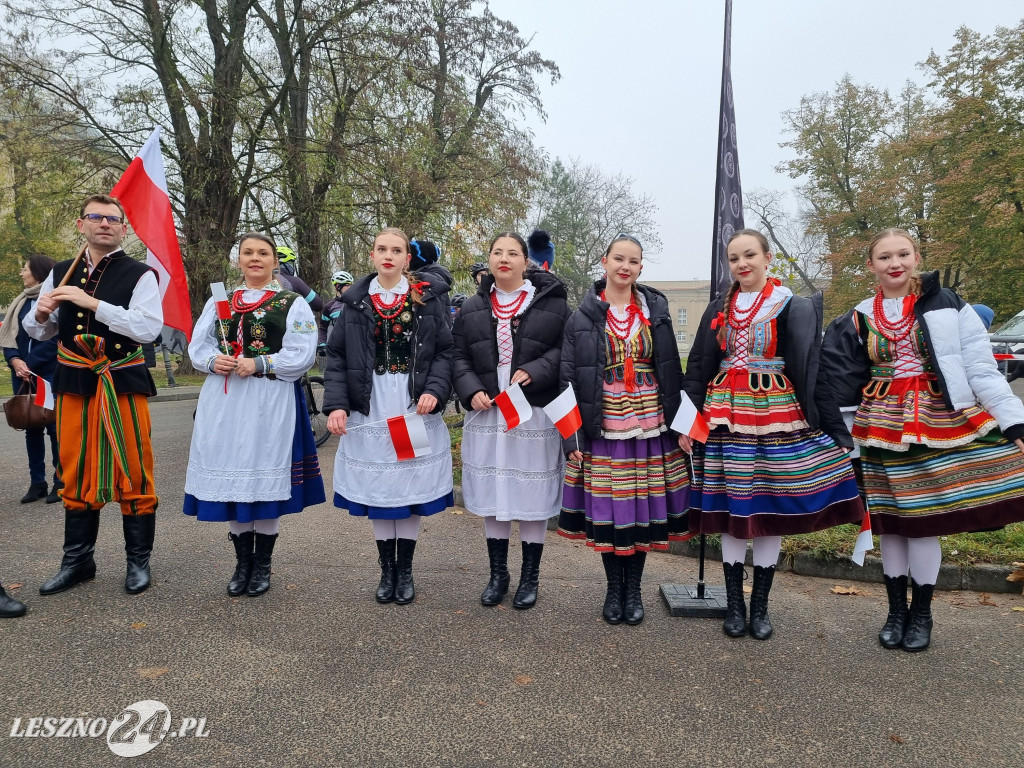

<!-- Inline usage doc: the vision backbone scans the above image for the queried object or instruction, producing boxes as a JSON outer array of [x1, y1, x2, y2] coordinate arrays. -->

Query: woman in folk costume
[[184, 233, 325, 597], [325, 227, 454, 606], [822, 228, 1024, 652], [682, 229, 863, 641], [453, 231, 571, 609], [557, 234, 690, 626]]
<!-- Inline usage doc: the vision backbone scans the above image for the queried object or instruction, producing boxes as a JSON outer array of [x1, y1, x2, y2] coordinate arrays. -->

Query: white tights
[[721, 533, 782, 568], [371, 515, 422, 541], [879, 534, 941, 585], [228, 519, 280, 535], [483, 517, 548, 545]]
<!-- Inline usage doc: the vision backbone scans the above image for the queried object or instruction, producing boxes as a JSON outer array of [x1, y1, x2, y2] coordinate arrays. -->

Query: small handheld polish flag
[[493, 382, 532, 432], [387, 414, 432, 461], [543, 386, 583, 439], [32, 374, 54, 411], [670, 393, 710, 443], [211, 282, 231, 321], [851, 514, 873, 566]]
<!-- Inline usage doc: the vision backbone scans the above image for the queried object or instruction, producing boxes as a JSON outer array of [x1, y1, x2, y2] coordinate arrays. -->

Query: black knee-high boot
[[123, 513, 156, 594], [375, 539, 397, 603], [901, 579, 934, 652], [39, 509, 100, 595], [623, 552, 646, 626], [227, 531, 255, 597], [722, 561, 747, 637], [247, 533, 278, 597], [513, 542, 543, 610], [878, 574, 909, 649], [394, 539, 417, 605], [0, 582, 27, 618], [481, 538, 510, 606], [601, 552, 624, 625], [748, 564, 776, 640]]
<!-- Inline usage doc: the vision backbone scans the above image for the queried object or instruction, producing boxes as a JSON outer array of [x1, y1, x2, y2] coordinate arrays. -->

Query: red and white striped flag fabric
[[32, 374, 54, 411], [992, 353, 1024, 361], [111, 127, 192, 341], [543, 386, 583, 439], [670, 393, 710, 443], [851, 514, 873, 566], [493, 382, 532, 432], [386, 414, 432, 461], [211, 282, 231, 321]]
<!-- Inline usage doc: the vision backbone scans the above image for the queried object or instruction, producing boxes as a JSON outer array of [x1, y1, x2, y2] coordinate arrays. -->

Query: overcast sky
[[487, 0, 1024, 281]]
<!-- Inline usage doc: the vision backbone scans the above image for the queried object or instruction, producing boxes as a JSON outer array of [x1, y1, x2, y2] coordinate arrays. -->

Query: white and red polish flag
[[670, 393, 710, 443], [32, 373, 54, 411], [387, 414, 432, 461], [111, 126, 192, 341], [543, 386, 583, 439], [493, 382, 533, 432], [851, 513, 873, 566], [210, 282, 231, 321]]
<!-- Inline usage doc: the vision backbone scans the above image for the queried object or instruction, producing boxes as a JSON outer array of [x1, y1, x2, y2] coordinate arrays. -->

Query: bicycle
[[301, 370, 331, 447]]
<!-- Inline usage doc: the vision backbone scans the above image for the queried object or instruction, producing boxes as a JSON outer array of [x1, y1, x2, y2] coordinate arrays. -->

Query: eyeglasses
[[82, 213, 124, 225]]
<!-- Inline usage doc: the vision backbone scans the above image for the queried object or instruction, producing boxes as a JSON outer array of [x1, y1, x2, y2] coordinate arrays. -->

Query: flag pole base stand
[[660, 583, 728, 618]]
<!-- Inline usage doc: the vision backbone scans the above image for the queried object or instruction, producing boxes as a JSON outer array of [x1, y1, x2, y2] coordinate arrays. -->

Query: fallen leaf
[[742, 585, 752, 594], [130, 621, 147, 630], [513, 675, 532, 686], [978, 593, 997, 607], [286, 584, 298, 590], [1006, 563, 1024, 594], [831, 585, 867, 596], [1011, 607, 1024, 613], [476, 700, 487, 707], [6, 583, 22, 590], [138, 667, 169, 679], [449, 509, 464, 515], [454, 609, 466, 615], [889, 733, 904, 744], [989, 659, 1001, 666]]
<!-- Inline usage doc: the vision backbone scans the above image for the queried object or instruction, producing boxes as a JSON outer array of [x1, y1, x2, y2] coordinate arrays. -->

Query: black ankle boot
[[0, 583, 27, 618], [227, 531, 255, 597], [748, 564, 776, 640], [513, 542, 543, 610], [722, 561, 747, 637], [901, 580, 934, 652], [481, 538, 510, 606], [247, 533, 278, 597], [21, 483, 48, 504], [601, 553, 624, 625], [123, 514, 155, 594], [375, 539, 397, 603], [394, 538, 417, 605], [879, 574, 909, 649], [623, 552, 646, 626], [46, 481, 64, 505], [39, 509, 100, 595]]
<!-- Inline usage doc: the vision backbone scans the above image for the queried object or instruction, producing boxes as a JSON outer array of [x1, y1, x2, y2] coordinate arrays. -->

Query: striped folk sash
[[57, 334, 146, 500]]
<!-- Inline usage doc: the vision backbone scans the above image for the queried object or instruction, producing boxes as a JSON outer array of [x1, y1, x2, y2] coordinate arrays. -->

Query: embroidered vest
[[219, 290, 299, 359], [373, 296, 414, 374]]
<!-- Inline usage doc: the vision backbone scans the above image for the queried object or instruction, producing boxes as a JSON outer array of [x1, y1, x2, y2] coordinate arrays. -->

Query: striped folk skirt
[[557, 432, 690, 554], [861, 430, 1024, 536], [689, 426, 864, 538]]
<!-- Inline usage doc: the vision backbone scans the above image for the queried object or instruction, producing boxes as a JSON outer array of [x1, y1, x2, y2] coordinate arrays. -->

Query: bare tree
[[744, 188, 825, 295]]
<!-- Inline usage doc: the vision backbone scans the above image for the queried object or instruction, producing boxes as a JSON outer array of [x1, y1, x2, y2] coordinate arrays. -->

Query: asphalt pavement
[[1, 397, 1022, 768]]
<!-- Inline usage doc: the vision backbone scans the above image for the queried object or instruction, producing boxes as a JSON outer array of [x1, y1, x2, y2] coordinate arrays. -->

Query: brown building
[[644, 280, 714, 363]]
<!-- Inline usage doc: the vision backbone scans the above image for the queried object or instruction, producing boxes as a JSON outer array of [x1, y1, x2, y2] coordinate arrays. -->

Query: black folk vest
[[51, 251, 158, 397]]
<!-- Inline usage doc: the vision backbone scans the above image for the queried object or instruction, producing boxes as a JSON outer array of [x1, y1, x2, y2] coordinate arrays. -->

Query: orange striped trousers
[[55, 392, 158, 515]]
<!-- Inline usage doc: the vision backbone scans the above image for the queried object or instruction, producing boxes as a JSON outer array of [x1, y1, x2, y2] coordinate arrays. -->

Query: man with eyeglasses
[[25, 193, 163, 597]]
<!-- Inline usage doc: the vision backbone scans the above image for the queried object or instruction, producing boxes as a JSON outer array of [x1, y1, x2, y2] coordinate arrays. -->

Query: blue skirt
[[334, 491, 454, 520], [184, 382, 326, 523]]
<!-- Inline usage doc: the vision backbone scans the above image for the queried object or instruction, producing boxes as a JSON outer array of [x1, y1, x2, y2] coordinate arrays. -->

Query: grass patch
[[444, 409, 464, 486]]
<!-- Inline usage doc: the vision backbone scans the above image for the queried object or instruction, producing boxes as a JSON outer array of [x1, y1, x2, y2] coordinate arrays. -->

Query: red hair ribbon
[[768, 277, 782, 287], [409, 280, 429, 293], [710, 311, 725, 330]]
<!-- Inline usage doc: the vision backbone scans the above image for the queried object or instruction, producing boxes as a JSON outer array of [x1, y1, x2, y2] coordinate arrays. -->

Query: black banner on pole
[[710, 0, 743, 302]]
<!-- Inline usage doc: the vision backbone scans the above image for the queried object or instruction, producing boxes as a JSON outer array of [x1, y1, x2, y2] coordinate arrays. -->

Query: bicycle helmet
[[451, 293, 467, 309], [332, 270, 354, 287], [276, 246, 297, 263], [470, 262, 488, 280]]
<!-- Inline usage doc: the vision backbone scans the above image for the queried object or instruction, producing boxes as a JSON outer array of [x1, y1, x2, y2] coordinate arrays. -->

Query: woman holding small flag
[[2, 253, 61, 504], [557, 234, 690, 626], [682, 229, 863, 641], [453, 231, 571, 609], [184, 232, 325, 597], [821, 228, 1024, 652], [325, 227, 454, 606]]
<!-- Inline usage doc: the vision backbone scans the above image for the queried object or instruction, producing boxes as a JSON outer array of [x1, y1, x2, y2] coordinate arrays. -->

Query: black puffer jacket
[[560, 280, 683, 449], [453, 270, 571, 408], [681, 290, 851, 448], [323, 272, 453, 416]]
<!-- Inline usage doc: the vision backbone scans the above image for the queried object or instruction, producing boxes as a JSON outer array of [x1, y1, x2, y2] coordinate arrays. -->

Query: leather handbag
[[3, 379, 56, 430]]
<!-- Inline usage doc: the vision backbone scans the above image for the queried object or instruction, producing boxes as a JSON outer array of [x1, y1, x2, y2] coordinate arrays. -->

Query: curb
[[667, 538, 1020, 594], [150, 387, 203, 404]]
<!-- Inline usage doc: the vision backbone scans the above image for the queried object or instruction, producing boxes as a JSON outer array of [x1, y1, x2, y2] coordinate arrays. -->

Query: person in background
[[822, 228, 1024, 652], [410, 239, 453, 326], [471, 262, 489, 286], [320, 270, 354, 347], [275, 246, 324, 315], [2, 254, 61, 504], [526, 230, 555, 271]]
